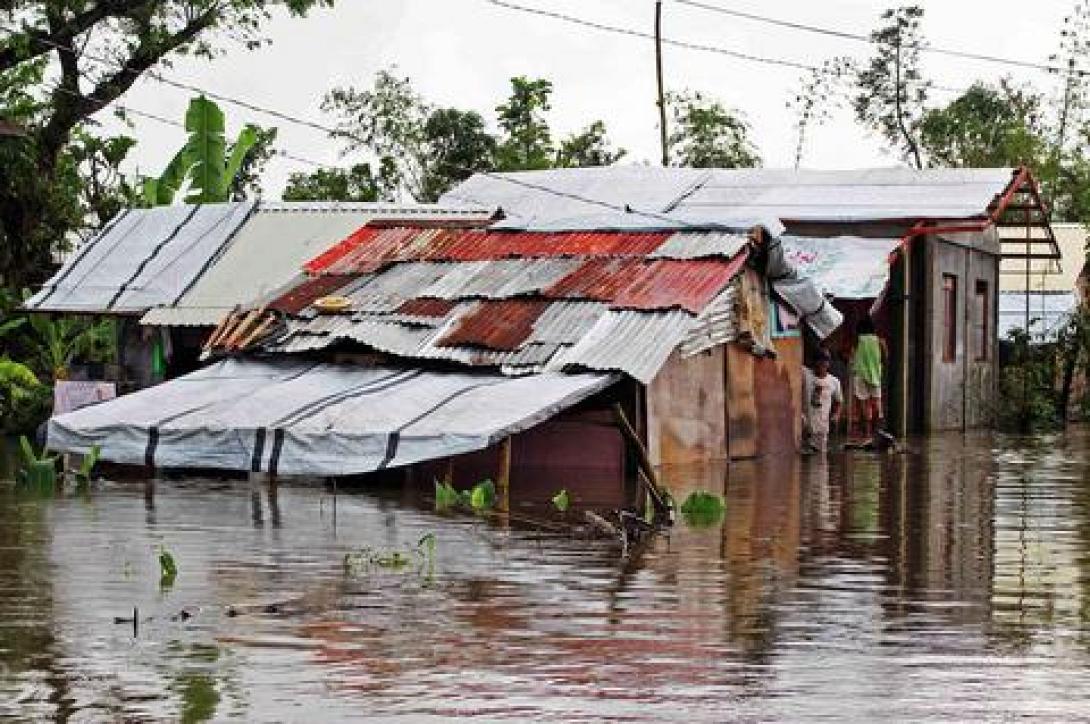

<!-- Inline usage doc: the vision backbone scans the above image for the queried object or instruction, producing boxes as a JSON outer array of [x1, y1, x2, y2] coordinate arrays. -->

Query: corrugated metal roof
[[526, 301, 608, 344], [999, 291, 1077, 341], [442, 167, 1019, 230], [138, 202, 492, 326], [679, 285, 738, 357], [304, 227, 673, 274], [418, 258, 582, 299], [28, 202, 255, 314], [547, 310, 695, 383], [649, 230, 747, 259], [544, 257, 647, 300], [395, 298, 459, 318], [436, 299, 551, 350], [611, 256, 748, 313], [345, 262, 450, 312], [269, 274, 357, 314]]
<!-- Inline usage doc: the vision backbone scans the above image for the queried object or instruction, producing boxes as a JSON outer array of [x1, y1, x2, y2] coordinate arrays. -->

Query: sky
[[96, 0, 1077, 198]]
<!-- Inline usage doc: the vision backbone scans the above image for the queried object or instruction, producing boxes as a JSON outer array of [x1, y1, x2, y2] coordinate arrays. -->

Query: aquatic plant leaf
[[76, 445, 101, 482], [552, 489, 570, 512], [18, 434, 35, 465], [159, 547, 178, 588], [470, 479, 496, 510], [434, 479, 461, 510], [679, 491, 726, 528]]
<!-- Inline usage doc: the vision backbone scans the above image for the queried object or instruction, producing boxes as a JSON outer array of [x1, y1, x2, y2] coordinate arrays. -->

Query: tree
[[919, 81, 1048, 168], [282, 163, 382, 202], [142, 96, 264, 205], [420, 107, 496, 201], [495, 76, 554, 171], [788, 57, 855, 168], [666, 90, 760, 168], [853, 5, 930, 168], [0, 0, 334, 290], [324, 71, 496, 201], [556, 120, 626, 168]]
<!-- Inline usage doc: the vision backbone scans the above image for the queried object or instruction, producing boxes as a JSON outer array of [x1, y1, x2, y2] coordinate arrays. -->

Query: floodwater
[[2, 431, 1090, 722]]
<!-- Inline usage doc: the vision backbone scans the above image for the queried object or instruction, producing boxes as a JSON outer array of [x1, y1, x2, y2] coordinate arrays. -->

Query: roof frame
[[988, 166, 1061, 263]]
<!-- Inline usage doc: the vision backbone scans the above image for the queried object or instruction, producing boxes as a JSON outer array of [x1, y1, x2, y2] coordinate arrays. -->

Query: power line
[[673, 0, 1090, 78], [484, 0, 965, 95]]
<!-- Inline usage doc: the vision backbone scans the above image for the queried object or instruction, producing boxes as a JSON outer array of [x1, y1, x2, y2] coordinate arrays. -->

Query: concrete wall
[[925, 233, 999, 430]]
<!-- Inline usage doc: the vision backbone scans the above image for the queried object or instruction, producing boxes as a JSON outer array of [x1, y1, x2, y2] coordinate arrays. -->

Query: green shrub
[[0, 359, 51, 434]]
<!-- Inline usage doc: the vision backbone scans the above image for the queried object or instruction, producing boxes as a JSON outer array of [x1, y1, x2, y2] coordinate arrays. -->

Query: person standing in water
[[802, 347, 842, 454], [851, 317, 886, 439]]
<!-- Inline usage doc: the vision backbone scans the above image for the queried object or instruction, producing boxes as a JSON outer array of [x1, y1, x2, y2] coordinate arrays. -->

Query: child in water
[[851, 317, 886, 440], [802, 347, 842, 454]]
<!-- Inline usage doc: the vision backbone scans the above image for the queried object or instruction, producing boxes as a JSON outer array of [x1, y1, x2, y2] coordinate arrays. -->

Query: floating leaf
[[434, 479, 461, 510], [679, 491, 726, 528], [551, 488, 570, 512]]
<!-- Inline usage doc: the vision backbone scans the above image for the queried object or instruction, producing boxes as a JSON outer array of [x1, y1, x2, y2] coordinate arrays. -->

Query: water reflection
[[1, 430, 1090, 720]]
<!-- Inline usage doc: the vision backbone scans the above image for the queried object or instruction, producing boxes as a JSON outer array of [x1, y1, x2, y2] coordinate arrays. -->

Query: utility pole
[[655, 0, 669, 166]]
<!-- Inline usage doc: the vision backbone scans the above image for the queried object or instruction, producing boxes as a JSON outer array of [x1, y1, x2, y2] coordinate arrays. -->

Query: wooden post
[[496, 436, 512, 513], [612, 403, 669, 519]]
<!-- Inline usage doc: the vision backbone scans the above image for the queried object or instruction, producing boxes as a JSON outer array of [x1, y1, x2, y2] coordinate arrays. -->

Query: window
[[942, 274, 957, 362], [973, 280, 989, 361]]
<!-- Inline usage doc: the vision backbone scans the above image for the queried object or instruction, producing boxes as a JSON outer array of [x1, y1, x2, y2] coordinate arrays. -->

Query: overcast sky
[[97, 0, 1075, 198]]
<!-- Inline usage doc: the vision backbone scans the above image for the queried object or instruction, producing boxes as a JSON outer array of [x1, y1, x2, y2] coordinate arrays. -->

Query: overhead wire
[[673, 0, 1090, 78]]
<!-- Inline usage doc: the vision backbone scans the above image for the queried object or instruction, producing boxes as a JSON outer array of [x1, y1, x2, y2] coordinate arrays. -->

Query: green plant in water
[[551, 488, 570, 512], [343, 533, 439, 579], [159, 547, 178, 589], [73, 445, 101, 486], [469, 478, 496, 511], [15, 434, 57, 489], [0, 359, 51, 434], [434, 479, 462, 510], [679, 491, 726, 528]]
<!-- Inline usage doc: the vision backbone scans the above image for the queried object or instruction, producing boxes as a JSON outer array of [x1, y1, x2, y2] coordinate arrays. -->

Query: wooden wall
[[645, 338, 802, 466]]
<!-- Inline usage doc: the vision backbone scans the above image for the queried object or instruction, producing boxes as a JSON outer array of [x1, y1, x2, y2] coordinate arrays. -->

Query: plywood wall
[[726, 337, 802, 459]]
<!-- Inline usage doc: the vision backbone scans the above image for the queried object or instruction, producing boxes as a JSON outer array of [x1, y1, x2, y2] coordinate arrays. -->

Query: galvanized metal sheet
[[611, 256, 747, 314], [28, 202, 255, 314], [650, 231, 748, 260], [526, 301, 608, 344], [443, 167, 1018, 229], [435, 299, 551, 351], [548, 309, 695, 383], [680, 285, 738, 357]]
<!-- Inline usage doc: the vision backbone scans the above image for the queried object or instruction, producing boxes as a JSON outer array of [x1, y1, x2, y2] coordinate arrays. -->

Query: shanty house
[[47, 218, 839, 500], [444, 166, 1059, 433], [24, 201, 492, 389]]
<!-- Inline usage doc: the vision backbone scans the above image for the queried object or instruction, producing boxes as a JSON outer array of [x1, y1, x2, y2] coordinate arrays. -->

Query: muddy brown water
[[2, 430, 1090, 722]]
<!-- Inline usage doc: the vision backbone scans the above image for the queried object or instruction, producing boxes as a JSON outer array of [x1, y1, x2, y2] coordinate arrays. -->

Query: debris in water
[[679, 491, 726, 528], [159, 547, 178, 589], [552, 489, 571, 512]]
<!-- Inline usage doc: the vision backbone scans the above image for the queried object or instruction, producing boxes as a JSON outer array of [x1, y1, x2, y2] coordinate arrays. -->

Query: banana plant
[[143, 95, 262, 206]]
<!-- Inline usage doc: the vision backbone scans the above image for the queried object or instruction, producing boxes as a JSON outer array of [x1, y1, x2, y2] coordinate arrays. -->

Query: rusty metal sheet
[[396, 298, 458, 318], [268, 274, 357, 314], [544, 258, 647, 300], [435, 299, 550, 350], [611, 256, 747, 313]]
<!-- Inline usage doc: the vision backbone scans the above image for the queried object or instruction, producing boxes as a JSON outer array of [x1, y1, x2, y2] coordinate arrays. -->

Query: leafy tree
[[142, 96, 263, 205], [323, 71, 496, 201], [556, 120, 626, 168], [495, 76, 554, 171], [282, 163, 382, 202], [420, 107, 497, 200], [919, 81, 1048, 168], [0, 0, 334, 290], [666, 90, 760, 168], [853, 5, 930, 168]]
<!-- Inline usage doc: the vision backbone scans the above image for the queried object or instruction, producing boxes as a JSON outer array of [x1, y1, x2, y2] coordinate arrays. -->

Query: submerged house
[[48, 219, 839, 497], [23, 201, 492, 389], [44, 165, 1061, 495], [443, 166, 1060, 432]]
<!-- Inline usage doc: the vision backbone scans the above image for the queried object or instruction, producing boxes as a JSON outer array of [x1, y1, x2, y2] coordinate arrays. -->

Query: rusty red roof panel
[[395, 298, 458, 318], [543, 257, 648, 300], [269, 274, 356, 315], [305, 228, 673, 273], [435, 299, 550, 351], [611, 254, 748, 313]]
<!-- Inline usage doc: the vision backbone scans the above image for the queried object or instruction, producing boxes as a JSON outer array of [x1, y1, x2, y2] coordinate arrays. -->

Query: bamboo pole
[[496, 436, 512, 513]]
